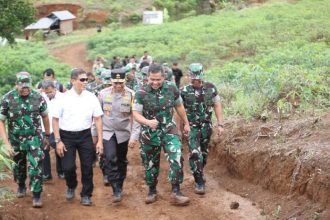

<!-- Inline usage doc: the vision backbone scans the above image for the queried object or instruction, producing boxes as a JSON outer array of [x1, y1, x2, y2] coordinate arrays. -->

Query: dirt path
[[50, 42, 93, 72], [2, 147, 265, 220]]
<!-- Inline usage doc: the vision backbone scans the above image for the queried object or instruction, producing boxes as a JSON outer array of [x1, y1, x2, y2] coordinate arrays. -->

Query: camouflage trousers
[[140, 128, 183, 186], [188, 123, 212, 175], [11, 135, 44, 193]]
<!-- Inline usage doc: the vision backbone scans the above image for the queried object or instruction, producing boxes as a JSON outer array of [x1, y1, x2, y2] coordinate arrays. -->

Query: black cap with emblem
[[111, 68, 126, 83]]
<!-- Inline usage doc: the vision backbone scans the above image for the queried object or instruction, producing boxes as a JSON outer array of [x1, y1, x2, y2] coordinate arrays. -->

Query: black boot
[[145, 185, 157, 204], [32, 192, 42, 208], [111, 182, 122, 203], [193, 173, 205, 195], [170, 184, 190, 206]]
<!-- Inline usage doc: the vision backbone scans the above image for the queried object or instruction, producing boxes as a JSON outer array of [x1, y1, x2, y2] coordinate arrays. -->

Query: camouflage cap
[[111, 68, 126, 83], [16, 71, 32, 87], [101, 69, 112, 85], [140, 66, 149, 76], [95, 67, 107, 77], [188, 63, 204, 79]]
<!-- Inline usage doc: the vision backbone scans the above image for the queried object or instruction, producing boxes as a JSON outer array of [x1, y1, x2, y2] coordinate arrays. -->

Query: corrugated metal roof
[[25, 17, 56, 30], [50, 10, 76, 21]]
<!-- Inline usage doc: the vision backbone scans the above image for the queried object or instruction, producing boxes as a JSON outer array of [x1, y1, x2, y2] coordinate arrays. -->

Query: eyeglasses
[[79, 78, 88, 82]]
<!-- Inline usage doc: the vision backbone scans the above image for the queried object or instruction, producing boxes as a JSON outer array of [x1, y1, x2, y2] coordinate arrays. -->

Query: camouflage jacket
[[132, 71, 144, 91], [0, 89, 48, 138], [181, 82, 220, 126], [133, 81, 182, 132], [86, 80, 103, 96]]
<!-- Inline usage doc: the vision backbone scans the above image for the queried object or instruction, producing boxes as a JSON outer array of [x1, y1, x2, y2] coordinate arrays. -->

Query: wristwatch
[[55, 138, 61, 144], [45, 134, 50, 139]]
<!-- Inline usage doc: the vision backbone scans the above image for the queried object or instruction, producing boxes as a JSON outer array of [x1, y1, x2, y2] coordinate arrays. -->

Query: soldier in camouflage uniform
[[133, 66, 149, 92], [86, 67, 104, 96], [162, 63, 175, 82], [133, 64, 191, 206], [0, 72, 50, 208], [124, 64, 137, 90], [180, 63, 224, 195]]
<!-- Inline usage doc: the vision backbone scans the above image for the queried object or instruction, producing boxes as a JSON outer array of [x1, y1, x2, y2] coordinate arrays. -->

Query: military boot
[[193, 173, 205, 195], [32, 192, 42, 208], [103, 175, 110, 186], [170, 184, 190, 206], [111, 182, 122, 203], [145, 185, 157, 204], [16, 186, 26, 198]]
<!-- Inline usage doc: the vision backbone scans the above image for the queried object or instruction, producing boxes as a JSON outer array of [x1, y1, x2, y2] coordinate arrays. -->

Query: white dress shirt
[[53, 89, 103, 131], [41, 91, 63, 133]]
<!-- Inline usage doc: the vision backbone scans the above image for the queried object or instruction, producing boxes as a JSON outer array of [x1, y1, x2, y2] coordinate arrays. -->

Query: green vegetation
[[87, 0, 330, 118], [0, 43, 71, 95], [0, 141, 14, 206]]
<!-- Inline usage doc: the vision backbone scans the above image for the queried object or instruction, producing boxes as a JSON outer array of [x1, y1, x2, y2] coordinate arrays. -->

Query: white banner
[[143, 11, 163, 24]]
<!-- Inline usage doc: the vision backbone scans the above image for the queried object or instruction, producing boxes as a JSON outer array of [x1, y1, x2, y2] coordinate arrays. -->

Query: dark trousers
[[60, 129, 94, 197], [43, 133, 64, 177], [103, 135, 129, 184]]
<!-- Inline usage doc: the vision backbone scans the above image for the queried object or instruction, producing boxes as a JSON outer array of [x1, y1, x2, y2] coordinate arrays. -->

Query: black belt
[[60, 128, 90, 135]]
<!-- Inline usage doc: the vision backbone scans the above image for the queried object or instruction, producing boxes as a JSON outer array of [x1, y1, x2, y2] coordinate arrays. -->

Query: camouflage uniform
[[133, 66, 149, 92], [0, 89, 48, 193], [86, 80, 103, 96], [133, 81, 184, 186], [181, 82, 220, 176]]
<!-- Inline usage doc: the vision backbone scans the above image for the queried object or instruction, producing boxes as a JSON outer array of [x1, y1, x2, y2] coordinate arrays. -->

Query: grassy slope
[[87, 0, 330, 118]]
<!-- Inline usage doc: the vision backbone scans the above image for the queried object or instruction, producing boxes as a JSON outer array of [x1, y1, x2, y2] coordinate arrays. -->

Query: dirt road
[[2, 147, 265, 220]]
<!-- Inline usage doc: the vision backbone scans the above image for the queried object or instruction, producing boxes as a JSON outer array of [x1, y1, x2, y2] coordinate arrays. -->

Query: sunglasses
[[79, 78, 88, 82], [113, 82, 124, 85]]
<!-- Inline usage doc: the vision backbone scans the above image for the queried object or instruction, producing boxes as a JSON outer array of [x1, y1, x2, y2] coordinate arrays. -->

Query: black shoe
[[43, 174, 53, 182], [113, 191, 122, 203], [16, 186, 26, 198], [170, 184, 190, 206], [32, 197, 43, 208], [32, 192, 42, 208], [145, 185, 157, 204], [80, 196, 92, 206], [65, 188, 75, 201], [193, 173, 205, 195], [111, 182, 122, 203], [58, 173, 65, 179], [103, 175, 110, 186], [194, 183, 205, 195]]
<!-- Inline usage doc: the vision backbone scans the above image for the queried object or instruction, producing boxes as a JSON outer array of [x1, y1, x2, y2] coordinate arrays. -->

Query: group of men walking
[[0, 60, 224, 208]]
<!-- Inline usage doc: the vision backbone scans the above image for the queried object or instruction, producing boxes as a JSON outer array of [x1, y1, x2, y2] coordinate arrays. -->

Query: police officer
[[180, 63, 224, 194], [0, 72, 50, 208], [133, 64, 191, 206], [99, 68, 139, 203]]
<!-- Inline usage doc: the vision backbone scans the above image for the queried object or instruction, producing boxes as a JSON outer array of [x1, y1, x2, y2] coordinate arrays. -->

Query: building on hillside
[[24, 10, 76, 39]]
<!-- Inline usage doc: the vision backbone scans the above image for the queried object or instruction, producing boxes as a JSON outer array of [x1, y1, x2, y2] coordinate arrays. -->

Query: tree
[[0, 0, 35, 44]]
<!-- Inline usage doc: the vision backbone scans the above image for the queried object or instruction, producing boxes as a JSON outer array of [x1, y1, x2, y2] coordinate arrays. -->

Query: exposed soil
[[50, 42, 93, 72], [1, 34, 330, 220]]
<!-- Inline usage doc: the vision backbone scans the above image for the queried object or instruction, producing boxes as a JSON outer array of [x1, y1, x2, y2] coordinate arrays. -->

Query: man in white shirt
[[40, 80, 65, 180], [52, 68, 103, 206]]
